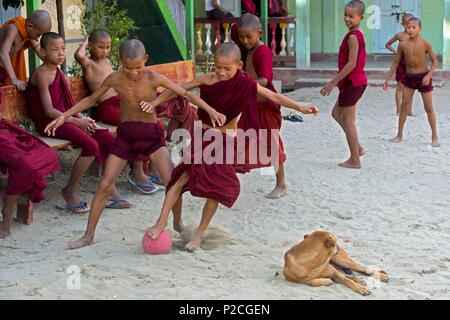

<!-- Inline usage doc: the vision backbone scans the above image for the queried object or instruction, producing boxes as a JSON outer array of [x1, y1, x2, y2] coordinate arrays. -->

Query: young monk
[[75, 29, 160, 194], [26, 32, 130, 213], [0, 116, 60, 238], [143, 43, 318, 251], [44, 39, 225, 249], [233, 13, 293, 199], [321, 0, 368, 170], [384, 17, 440, 147], [385, 13, 414, 115], [0, 10, 52, 90]]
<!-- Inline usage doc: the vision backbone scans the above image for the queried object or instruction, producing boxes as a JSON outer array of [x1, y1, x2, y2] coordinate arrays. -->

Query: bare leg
[[332, 102, 366, 156], [146, 171, 189, 239], [266, 163, 288, 199], [395, 82, 403, 116], [337, 105, 361, 169], [62, 155, 95, 213], [185, 199, 219, 252], [129, 160, 149, 186], [0, 195, 17, 238], [421, 91, 440, 147], [67, 155, 127, 249], [391, 86, 414, 143]]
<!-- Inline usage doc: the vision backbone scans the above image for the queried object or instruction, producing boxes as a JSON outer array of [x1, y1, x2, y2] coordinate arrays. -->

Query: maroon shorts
[[338, 80, 367, 107], [401, 72, 433, 93], [111, 121, 166, 161], [396, 63, 407, 82]]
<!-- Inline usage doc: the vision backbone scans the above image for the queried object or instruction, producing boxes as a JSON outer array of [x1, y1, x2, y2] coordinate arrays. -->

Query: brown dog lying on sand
[[283, 231, 389, 296]]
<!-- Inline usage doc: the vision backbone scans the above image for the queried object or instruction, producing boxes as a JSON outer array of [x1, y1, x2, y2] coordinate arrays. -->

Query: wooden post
[[444, 0, 450, 69], [26, 0, 40, 72], [296, 0, 310, 68], [261, 0, 269, 44]]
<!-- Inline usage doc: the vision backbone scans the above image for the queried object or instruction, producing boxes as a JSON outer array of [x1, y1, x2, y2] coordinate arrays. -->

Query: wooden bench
[[0, 60, 196, 225]]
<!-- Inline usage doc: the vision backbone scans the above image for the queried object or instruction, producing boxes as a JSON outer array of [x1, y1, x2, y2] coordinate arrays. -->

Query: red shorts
[[401, 72, 433, 93], [338, 80, 367, 107], [396, 63, 407, 82]]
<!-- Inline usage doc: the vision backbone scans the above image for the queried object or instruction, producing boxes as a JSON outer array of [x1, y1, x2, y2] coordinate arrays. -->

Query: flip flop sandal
[[148, 175, 165, 186], [128, 178, 160, 194], [56, 201, 90, 214], [283, 114, 304, 123], [105, 198, 132, 209]]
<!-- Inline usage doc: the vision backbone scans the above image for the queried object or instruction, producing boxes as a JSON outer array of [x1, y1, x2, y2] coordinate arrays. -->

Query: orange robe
[[0, 16, 31, 85]]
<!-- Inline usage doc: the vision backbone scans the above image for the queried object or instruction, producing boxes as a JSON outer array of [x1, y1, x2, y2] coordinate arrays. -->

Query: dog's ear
[[303, 234, 310, 239], [325, 237, 336, 248]]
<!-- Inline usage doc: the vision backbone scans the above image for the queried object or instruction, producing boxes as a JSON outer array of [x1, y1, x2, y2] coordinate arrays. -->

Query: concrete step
[[294, 78, 446, 90], [275, 67, 450, 89]]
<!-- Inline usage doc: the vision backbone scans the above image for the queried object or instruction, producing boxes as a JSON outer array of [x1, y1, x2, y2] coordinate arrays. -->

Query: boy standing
[[321, 0, 368, 169], [26, 32, 130, 213], [384, 17, 440, 147], [0, 10, 52, 90], [45, 39, 225, 250]]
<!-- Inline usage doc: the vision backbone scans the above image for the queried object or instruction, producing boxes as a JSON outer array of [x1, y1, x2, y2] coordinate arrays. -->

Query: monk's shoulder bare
[[33, 66, 54, 86], [104, 71, 122, 85], [198, 72, 218, 85]]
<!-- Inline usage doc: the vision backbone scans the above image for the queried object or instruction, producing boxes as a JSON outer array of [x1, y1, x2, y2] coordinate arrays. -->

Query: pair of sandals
[[128, 175, 164, 195], [57, 197, 133, 213], [283, 114, 304, 123]]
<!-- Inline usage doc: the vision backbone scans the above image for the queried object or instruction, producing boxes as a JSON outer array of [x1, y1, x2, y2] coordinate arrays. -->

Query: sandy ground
[[1, 85, 449, 300]]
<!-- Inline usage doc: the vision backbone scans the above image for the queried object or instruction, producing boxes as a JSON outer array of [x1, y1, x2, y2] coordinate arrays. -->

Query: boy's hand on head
[[140, 101, 154, 113], [44, 116, 65, 137], [320, 81, 335, 96], [299, 104, 320, 115], [210, 111, 226, 127], [12, 79, 27, 91]]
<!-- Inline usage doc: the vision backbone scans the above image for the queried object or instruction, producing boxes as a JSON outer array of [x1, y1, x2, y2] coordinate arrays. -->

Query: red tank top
[[338, 29, 367, 88]]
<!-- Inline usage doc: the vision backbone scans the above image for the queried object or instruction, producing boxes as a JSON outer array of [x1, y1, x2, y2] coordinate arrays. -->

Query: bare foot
[[338, 159, 361, 169], [67, 234, 93, 250], [265, 185, 288, 199], [185, 230, 205, 252], [173, 218, 184, 233], [432, 138, 441, 148], [145, 220, 167, 240], [0, 224, 11, 239], [390, 136, 403, 143], [359, 147, 367, 157]]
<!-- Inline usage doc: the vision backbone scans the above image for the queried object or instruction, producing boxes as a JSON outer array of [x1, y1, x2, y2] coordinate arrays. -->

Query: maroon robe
[[165, 70, 258, 208], [0, 119, 60, 202], [0, 66, 8, 87], [26, 68, 115, 165]]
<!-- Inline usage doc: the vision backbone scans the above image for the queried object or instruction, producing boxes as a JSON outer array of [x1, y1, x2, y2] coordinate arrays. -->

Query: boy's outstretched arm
[[74, 38, 91, 68], [29, 39, 44, 60], [321, 34, 359, 96], [44, 75, 113, 136], [257, 84, 319, 115], [384, 45, 403, 90], [0, 25, 26, 90]]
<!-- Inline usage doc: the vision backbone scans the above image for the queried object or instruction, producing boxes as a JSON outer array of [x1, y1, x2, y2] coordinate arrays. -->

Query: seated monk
[[0, 10, 52, 90], [0, 116, 60, 238], [144, 43, 318, 251], [26, 32, 131, 213]]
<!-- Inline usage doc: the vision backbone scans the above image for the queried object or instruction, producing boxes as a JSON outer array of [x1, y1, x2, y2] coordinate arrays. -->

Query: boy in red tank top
[[321, 0, 367, 169]]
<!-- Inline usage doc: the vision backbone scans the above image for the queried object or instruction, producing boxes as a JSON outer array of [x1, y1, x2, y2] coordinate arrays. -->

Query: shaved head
[[119, 39, 146, 59], [237, 13, 262, 30], [28, 10, 52, 32], [40, 32, 63, 49], [346, 0, 365, 16], [215, 42, 241, 63], [89, 29, 111, 43], [402, 13, 414, 22], [407, 17, 422, 28]]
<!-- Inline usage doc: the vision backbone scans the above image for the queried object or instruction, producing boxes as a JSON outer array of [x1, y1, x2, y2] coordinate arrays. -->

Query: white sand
[[1, 86, 449, 300]]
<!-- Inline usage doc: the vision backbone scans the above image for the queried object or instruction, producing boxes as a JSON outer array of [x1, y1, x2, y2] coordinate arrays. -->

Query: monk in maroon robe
[[144, 43, 318, 251], [0, 117, 60, 237]]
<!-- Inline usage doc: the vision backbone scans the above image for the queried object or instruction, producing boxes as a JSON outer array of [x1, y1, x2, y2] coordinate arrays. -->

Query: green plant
[[68, 0, 137, 76]]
